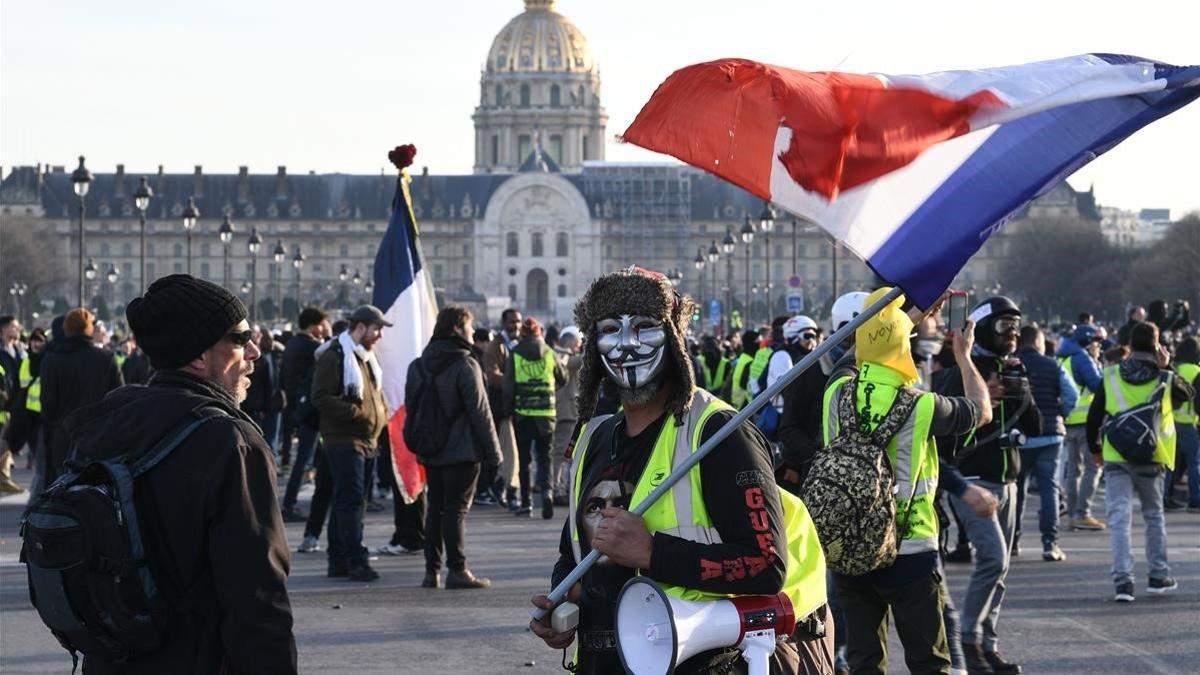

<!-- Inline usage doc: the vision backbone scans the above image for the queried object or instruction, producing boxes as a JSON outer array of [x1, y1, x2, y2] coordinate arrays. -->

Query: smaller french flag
[[373, 145, 438, 503]]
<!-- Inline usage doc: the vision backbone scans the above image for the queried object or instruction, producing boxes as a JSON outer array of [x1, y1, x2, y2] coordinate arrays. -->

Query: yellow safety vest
[[1101, 365, 1176, 469], [703, 357, 729, 394], [730, 353, 755, 409], [513, 351, 556, 418], [569, 389, 826, 616], [1176, 363, 1199, 425], [19, 358, 40, 413], [1059, 355, 1095, 426], [822, 364, 940, 554]]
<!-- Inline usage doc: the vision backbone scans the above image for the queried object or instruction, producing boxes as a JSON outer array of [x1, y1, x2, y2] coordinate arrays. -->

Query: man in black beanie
[[62, 275, 297, 674]]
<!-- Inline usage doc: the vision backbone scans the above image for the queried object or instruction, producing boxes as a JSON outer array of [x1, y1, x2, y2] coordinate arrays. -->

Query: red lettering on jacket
[[743, 555, 768, 577], [749, 510, 769, 532], [700, 558, 724, 580], [745, 486, 765, 509], [723, 558, 746, 581]]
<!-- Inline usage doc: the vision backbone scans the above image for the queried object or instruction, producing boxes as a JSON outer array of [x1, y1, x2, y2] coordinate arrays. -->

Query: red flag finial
[[388, 144, 417, 170]]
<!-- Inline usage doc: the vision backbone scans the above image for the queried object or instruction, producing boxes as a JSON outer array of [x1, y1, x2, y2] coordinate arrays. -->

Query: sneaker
[[1187, 505, 1200, 514], [983, 650, 1022, 674], [346, 563, 380, 582], [1147, 576, 1178, 594], [474, 492, 497, 507], [514, 505, 533, 517], [1071, 516, 1106, 531], [1042, 543, 1065, 562], [1114, 581, 1135, 603], [446, 569, 491, 589], [298, 535, 322, 553], [422, 572, 443, 589], [1163, 499, 1184, 512], [376, 542, 421, 556], [945, 545, 973, 564], [281, 507, 308, 523], [0, 477, 25, 494]]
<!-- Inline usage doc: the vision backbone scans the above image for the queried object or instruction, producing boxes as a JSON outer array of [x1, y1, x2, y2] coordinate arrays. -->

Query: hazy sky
[[3, 0, 1197, 216]]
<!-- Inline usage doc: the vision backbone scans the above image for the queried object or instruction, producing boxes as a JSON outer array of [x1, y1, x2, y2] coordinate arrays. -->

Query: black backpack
[[1104, 372, 1170, 465], [20, 408, 225, 666], [403, 358, 452, 458]]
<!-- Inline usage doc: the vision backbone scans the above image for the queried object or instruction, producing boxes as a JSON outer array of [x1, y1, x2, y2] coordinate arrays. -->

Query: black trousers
[[513, 415, 554, 506], [833, 570, 950, 675], [377, 440, 426, 549], [303, 444, 334, 540], [424, 462, 480, 573]]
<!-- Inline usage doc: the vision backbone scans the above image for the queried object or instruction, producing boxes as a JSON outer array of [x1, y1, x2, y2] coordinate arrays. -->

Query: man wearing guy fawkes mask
[[530, 268, 833, 675], [931, 297, 1041, 674]]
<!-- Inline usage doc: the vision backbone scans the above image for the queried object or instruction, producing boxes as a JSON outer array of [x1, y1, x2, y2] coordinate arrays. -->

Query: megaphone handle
[[532, 549, 603, 621], [739, 630, 777, 675]]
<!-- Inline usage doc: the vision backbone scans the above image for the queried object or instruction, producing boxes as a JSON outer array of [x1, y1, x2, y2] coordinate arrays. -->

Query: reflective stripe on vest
[[1059, 355, 1095, 426], [730, 353, 754, 409], [749, 348, 771, 388], [822, 367, 940, 555], [568, 388, 827, 617], [513, 351, 556, 418], [20, 358, 41, 413], [1101, 365, 1176, 469], [704, 358, 729, 394], [1176, 363, 1199, 424]]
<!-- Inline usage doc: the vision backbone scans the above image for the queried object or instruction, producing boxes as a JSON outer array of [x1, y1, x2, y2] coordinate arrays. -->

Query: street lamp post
[[71, 156, 93, 307], [292, 248, 305, 307], [134, 176, 154, 289], [273, 240, 286, 319], [790, 218, 799, 279], [182, 197, 199, 276], [722, 229, 736, 334], [740, 217, 755, 327], [352, 268, 363, 303], [693, 248, 706, 329], [706, 240, 719, 332], [105, 264, 119, 310], [218, 216, 234, 288], [248, 228, 262, 324], [758, 202, 776, 320], [84, 258, 97, 308]]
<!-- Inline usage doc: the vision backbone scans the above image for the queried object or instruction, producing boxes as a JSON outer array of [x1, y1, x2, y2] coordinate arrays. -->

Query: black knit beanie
[[126, 274, 247, 370]]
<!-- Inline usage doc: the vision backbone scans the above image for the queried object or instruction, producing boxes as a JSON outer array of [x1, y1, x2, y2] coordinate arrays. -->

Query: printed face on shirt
[[595, 315, 667, 390], [582, 479, 634, 565]]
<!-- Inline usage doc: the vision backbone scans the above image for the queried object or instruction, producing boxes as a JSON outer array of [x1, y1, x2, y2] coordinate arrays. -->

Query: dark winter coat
[[121, 349, 153, 385], [406, 335, 502, 467], [280, 332, 320, 415], [40, 336, 123, 471], [66, 370, 296, 674], [1017, 346, 1068, 438], [242, 348, 282, 416], [311, 341, 389, 455]]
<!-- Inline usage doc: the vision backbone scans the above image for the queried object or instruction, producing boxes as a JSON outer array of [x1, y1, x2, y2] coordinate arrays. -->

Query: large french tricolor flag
[[623, 54, 1200, 307], [373, 147, 438, 503]]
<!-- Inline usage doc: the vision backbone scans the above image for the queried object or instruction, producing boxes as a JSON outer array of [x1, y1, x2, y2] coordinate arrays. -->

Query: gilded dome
[[487, 0, 595, 73]]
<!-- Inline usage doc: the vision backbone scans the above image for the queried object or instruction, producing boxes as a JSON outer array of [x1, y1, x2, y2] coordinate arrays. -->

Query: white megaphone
[[615, 577, 796, 675]]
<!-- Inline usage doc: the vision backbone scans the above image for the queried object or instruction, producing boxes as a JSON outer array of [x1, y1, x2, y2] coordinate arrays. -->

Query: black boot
[[962, 642, 995, 674], [984, 650, 1022, 674], [542, 492, 555, 520]]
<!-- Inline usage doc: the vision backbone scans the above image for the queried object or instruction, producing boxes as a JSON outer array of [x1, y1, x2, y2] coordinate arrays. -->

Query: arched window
[[526, 269, 549, 311], [519, 84, 531, 108], [550, 84, 561, 107], [557, 284, 567, 298], [506, 232, 519, 257], [531, 232, 544, 257], [556, 232, 568, 257]]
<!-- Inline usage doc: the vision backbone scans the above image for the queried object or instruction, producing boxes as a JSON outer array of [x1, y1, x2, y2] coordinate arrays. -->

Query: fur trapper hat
[[574, 267, 696, 425]]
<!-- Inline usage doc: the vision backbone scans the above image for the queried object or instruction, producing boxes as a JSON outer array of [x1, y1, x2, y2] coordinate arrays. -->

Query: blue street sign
[[787, 291, 804, 313], [709, 299, 722, 321]]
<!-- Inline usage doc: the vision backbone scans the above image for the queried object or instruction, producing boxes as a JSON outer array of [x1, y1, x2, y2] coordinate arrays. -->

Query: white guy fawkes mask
[[595, 314, 667, 390]]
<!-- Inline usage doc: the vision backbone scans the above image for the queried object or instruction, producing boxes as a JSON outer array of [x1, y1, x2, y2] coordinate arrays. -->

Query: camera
[[998, 363, 1029, 399], [998, 427, 1027, 451]]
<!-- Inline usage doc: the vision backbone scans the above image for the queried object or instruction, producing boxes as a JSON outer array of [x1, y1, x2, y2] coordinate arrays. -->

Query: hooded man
[[65, 274, 296, 674], [1056, 324, 1107, 531], [531, 267, 833, 675]]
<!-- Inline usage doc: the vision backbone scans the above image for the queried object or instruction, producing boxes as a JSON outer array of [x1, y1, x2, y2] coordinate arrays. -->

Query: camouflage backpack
[[800, 378, 918, 576]]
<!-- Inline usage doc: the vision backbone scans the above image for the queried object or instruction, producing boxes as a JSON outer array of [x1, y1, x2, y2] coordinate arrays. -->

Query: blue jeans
[[1166, 423, 1200, 507], [1016, 442, 1063, 546], [952, 480, 1016, 652], [1105, 463, 1169, 585], [282, 416, 320, 511], [326, 443, 368, 567]]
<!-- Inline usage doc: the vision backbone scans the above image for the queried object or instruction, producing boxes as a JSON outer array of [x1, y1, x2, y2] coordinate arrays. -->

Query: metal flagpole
[[532, 285, 906, 619]]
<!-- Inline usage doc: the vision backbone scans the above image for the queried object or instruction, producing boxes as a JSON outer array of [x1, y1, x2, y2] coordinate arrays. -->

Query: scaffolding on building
[[581, 163, 692, 271]]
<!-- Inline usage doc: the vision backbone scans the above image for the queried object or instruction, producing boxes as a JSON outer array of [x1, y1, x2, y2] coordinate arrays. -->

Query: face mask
[[914, 338, 943, 357], [595, 314, 667, 390]]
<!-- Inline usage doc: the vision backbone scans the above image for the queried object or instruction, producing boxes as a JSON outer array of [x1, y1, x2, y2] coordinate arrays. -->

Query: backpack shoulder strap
[[129, 407, 228, 478], [866, 386, 919, 449]]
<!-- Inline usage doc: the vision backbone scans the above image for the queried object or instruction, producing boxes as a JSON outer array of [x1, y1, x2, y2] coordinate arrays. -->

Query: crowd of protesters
[[3, 276, 1197, 675]]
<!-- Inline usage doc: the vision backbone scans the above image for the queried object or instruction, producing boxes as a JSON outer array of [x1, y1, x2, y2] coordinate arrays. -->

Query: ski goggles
[[992, 317, 1021, 334]]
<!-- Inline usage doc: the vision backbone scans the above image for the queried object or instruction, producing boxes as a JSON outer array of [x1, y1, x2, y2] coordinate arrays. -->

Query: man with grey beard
[[531, 267, 833, 675], [64, 275, 296, 674]]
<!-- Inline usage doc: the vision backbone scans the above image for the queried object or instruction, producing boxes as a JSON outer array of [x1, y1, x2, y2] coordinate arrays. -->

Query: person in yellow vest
[[502, 317, 566, 519], [1086, 322, 1195, 602], [721, 329, 760, 409], [1170, 337, 1200, 512], [1056, 324, 1108, 531], [698, 335, 731, 399], [824, 288, 993, 675], [530, 267, 833, 675]]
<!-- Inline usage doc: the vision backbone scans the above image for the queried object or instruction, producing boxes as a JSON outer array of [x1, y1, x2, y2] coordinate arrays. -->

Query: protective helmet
[[830, 291, 871, 333], [782, 315, 818, 343], [1073, 324, 1102, 346], [970, 296, 1022, 352]]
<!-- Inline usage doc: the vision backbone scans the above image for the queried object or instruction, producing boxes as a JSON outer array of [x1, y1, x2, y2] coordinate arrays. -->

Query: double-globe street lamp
[[84, 258, 98, 307], [758, 202, 776, 320], [292, 247, 306, 307], [722, 229, 736, 334], [693, 248, 706, 329], [740, 217, 755, 327], [134, 176, 154, 289], [248, 228, 262, 323], [182, 197, 199, 276], [106, 264, 120, 309], [272, 241, 286, 320], [70, 156, 93, 308], [218, 216, 235, 289]]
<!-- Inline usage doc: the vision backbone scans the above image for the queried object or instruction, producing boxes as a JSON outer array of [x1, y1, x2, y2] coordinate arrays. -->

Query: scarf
[[337, 330, 382, 401]]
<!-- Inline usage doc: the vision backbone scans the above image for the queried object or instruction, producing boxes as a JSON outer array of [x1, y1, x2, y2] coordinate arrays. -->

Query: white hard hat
[[782, 315, 818, 342], [831, 291, 871, 333], [559, 325, 581, 341]]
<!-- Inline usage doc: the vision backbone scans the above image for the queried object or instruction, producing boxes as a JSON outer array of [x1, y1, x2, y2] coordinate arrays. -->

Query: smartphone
[[943, 290, 970, 331]]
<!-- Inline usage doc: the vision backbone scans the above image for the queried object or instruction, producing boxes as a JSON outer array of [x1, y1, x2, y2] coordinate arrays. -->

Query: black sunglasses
[[226, 329, 254, 347]]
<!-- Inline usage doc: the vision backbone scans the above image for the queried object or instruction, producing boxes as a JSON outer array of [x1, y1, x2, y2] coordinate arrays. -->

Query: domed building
[[473, 0, 607, 173]]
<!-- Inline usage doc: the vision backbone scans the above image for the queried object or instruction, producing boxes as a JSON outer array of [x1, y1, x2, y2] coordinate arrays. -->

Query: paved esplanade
[[2, 464, 1197, 674]]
